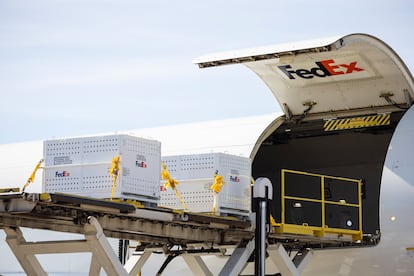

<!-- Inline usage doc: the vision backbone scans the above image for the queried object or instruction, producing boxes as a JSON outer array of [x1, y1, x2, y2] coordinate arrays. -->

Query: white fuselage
[[1, 110, 414, 275]]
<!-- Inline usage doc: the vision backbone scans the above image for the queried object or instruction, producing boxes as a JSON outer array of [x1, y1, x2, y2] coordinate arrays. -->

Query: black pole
[[255, 200, 267, 275], [118, 239, 129, 265], [253, 181, 271, 276]]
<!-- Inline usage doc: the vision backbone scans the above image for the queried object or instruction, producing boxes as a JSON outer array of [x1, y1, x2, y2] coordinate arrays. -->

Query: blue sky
[[1, 0, 413, 144]]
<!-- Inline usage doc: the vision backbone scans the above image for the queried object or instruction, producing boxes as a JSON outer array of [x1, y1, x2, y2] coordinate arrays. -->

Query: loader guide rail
[[273, 169, 363, 241]]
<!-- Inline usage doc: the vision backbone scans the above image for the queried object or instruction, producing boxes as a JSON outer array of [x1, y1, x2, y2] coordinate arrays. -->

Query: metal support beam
[[219, 239, 255, 276], [269, 244, 298, 276], [13, 239, 89, 254], [268, 244, 313, 276], [2, 219, 131, 276], [89, 254, 102, 276], [292, 248, 313, 274], [125, 251, 152, 276], [182, 254, 213, 276], [4, 227, 47, 276], [84, 216, 129, 276]]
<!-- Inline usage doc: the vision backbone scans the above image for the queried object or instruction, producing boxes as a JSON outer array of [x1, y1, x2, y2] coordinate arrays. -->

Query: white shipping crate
[[161, 152, 251, 180], [43, 134, 161, 203], [160, 153, 251, 216]]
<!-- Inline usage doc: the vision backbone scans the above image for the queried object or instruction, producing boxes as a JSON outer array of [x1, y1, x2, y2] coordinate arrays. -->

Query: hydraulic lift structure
[[0, 176, 362, 276]]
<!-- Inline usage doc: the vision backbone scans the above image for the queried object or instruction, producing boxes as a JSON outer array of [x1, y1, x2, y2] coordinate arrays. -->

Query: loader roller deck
[[0, 192, 368, 247], [0, 191, 372, 275]]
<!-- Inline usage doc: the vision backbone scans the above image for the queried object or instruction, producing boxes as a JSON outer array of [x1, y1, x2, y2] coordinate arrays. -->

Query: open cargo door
[[195, 34, 414, 244], [195, 34, 414, 119]]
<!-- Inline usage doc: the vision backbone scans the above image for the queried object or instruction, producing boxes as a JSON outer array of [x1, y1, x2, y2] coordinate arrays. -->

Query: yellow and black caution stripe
[[324, 114, 390, 131]]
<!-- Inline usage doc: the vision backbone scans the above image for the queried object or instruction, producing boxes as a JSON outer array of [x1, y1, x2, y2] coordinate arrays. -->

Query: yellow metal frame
[[273, 169, 363, 241]]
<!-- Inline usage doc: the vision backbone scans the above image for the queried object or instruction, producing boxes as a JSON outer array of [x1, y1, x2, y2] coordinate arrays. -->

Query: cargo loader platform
[[0, 191, 365, 246], [0, 192, 252, 245], [0, 191, 369, 275]]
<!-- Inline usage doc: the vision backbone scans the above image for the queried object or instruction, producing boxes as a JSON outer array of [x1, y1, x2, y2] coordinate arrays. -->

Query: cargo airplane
[[1, 33, 414, 275]]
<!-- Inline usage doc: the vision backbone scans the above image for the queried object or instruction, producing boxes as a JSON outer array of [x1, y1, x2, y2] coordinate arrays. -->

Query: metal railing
[[273, 169, 363, 241]]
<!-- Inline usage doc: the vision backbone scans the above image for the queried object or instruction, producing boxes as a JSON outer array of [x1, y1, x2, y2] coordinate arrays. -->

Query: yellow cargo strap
[[161, 162, 187, 210], [210, 172, 224, 193], [22, 159, 44, 192], [109, 155, 121, 200], [210, 170, 224, 214], [270, 214, 278, 226]]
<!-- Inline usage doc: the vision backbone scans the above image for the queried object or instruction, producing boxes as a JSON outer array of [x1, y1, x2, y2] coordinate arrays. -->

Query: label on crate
[[229, 169, 241, 183], [122, 167, 130, 176], [54, 156, 73, 165], [136, 154, 148, 168]]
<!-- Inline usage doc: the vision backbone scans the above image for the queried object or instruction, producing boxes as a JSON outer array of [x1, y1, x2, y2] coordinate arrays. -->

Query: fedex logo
[[278, 59, 364, 80], [136, 161, 148, 168], [136, 154, 147, 168], [230, 175, 240, 183], [55, 171, 70, 177]]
